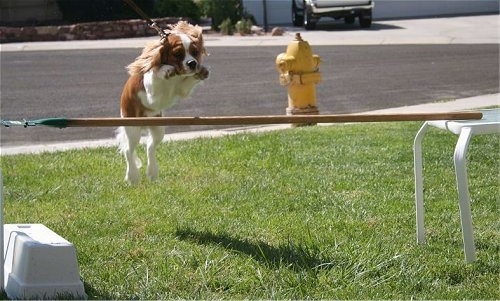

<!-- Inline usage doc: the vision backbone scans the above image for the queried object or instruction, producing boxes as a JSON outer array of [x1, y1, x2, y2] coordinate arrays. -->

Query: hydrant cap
[[285, 34, 318, 73]]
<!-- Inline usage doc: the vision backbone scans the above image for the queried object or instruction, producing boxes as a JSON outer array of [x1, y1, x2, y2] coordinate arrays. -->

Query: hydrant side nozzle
[[312, 54, 321, 70], [276, 53, 294, 74]]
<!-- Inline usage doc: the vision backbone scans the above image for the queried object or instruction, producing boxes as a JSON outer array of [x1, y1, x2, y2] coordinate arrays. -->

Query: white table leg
[[414, 122, 429, 244], [453, 127, 477, 263]]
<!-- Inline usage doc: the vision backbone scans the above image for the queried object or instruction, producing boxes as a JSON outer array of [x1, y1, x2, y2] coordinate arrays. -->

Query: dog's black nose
[[187, 60, 197, 70]]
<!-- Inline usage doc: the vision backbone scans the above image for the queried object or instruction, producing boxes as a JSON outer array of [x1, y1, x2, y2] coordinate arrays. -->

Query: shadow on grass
[[0, 285, 97, 300], [175, 227, 338, 271], [84, 281, 114, 300]]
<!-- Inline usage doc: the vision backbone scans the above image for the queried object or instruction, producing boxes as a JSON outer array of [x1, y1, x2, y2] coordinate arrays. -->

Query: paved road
[[1, 44, 499, 146]]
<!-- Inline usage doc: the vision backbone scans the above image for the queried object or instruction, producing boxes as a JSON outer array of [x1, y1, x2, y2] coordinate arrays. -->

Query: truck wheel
[[303, 6, 316, 30], [292, 1, 303, 27], [344, 16, 355, 24], [359, 11, 372, 28]]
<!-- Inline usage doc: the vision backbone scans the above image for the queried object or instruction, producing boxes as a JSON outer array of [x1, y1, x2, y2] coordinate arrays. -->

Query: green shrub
[[235, 18, 253, 35], [218, 18, 233, 35]]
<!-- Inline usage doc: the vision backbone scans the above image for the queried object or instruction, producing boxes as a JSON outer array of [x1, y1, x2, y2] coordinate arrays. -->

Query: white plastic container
[[3, 224, 86, 299]]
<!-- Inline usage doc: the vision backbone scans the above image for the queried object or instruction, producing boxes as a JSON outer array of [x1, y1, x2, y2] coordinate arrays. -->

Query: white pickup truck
[[292, 0, 374, 30]]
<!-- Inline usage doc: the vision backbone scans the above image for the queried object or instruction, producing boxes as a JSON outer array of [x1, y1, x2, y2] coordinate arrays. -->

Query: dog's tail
[[116, 126, 142, 169]]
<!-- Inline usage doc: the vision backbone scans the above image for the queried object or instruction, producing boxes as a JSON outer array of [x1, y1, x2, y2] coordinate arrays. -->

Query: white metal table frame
[[413, 109, 500, 263]]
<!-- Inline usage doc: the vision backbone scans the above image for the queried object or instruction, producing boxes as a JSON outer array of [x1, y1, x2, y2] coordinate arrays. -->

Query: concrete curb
[[1, 15, 499, 52], [1, 93, 498, 156]]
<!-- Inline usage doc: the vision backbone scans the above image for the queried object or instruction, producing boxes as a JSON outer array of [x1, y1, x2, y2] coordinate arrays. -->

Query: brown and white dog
[[117, 21, 209, 185]]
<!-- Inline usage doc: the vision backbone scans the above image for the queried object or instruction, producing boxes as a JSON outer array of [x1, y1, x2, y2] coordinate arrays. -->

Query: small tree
[[199, 0, 243, 31], [57, 0, 155, 23], [155, 0, 202, 22]]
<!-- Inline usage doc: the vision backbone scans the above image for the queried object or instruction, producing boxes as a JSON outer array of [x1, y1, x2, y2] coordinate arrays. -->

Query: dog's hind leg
[[117, 126, 142, 185], [146, 126, 165, 181]]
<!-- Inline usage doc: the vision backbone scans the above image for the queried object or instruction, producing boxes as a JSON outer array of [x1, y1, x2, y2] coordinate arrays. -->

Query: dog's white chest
[[139, 67, 183, 113]]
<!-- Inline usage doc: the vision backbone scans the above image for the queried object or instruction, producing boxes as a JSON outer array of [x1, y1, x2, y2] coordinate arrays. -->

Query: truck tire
[[303, 4, 316, 30], [344, 16, 355, 24], [359, 10, 372, 28], [292, 1, 303, 27]]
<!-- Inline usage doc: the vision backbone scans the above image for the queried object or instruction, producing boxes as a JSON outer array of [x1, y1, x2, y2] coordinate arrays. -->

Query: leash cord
[[122, 0, 167, 38]]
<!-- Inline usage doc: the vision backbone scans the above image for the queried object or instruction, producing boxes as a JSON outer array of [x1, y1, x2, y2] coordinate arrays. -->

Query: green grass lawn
[[1, 122, 499, 299]]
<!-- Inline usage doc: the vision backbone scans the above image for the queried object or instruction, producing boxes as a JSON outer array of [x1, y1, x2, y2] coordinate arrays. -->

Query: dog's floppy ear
[[188, 24, 207, 56], [157, 38, 170, 66], [126, 40, 166, 75], [193, 29, 207, 57]]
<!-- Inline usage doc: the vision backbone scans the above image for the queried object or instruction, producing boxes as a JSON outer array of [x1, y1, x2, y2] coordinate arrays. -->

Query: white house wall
[[374, 0, 499, 19], [242, 0, 500, 25]]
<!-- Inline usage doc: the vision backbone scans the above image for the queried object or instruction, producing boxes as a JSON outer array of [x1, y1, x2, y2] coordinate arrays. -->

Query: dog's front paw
[[158, 65, 176, 79], [195, 66, 209, 80], [146, 162, 159, 181], [125, 168, 140, 185]]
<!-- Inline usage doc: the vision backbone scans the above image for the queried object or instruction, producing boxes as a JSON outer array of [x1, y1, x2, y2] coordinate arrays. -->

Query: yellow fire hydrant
[[276, 33, 321, 118]]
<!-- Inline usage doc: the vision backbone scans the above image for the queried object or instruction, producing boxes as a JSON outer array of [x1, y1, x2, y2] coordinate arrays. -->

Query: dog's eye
[[173, 51, 184, 59], [191, 49, 199, 58]]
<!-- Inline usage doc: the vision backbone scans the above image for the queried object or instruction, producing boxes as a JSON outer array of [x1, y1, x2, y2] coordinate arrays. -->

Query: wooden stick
[[43, 112, 482, 128]]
